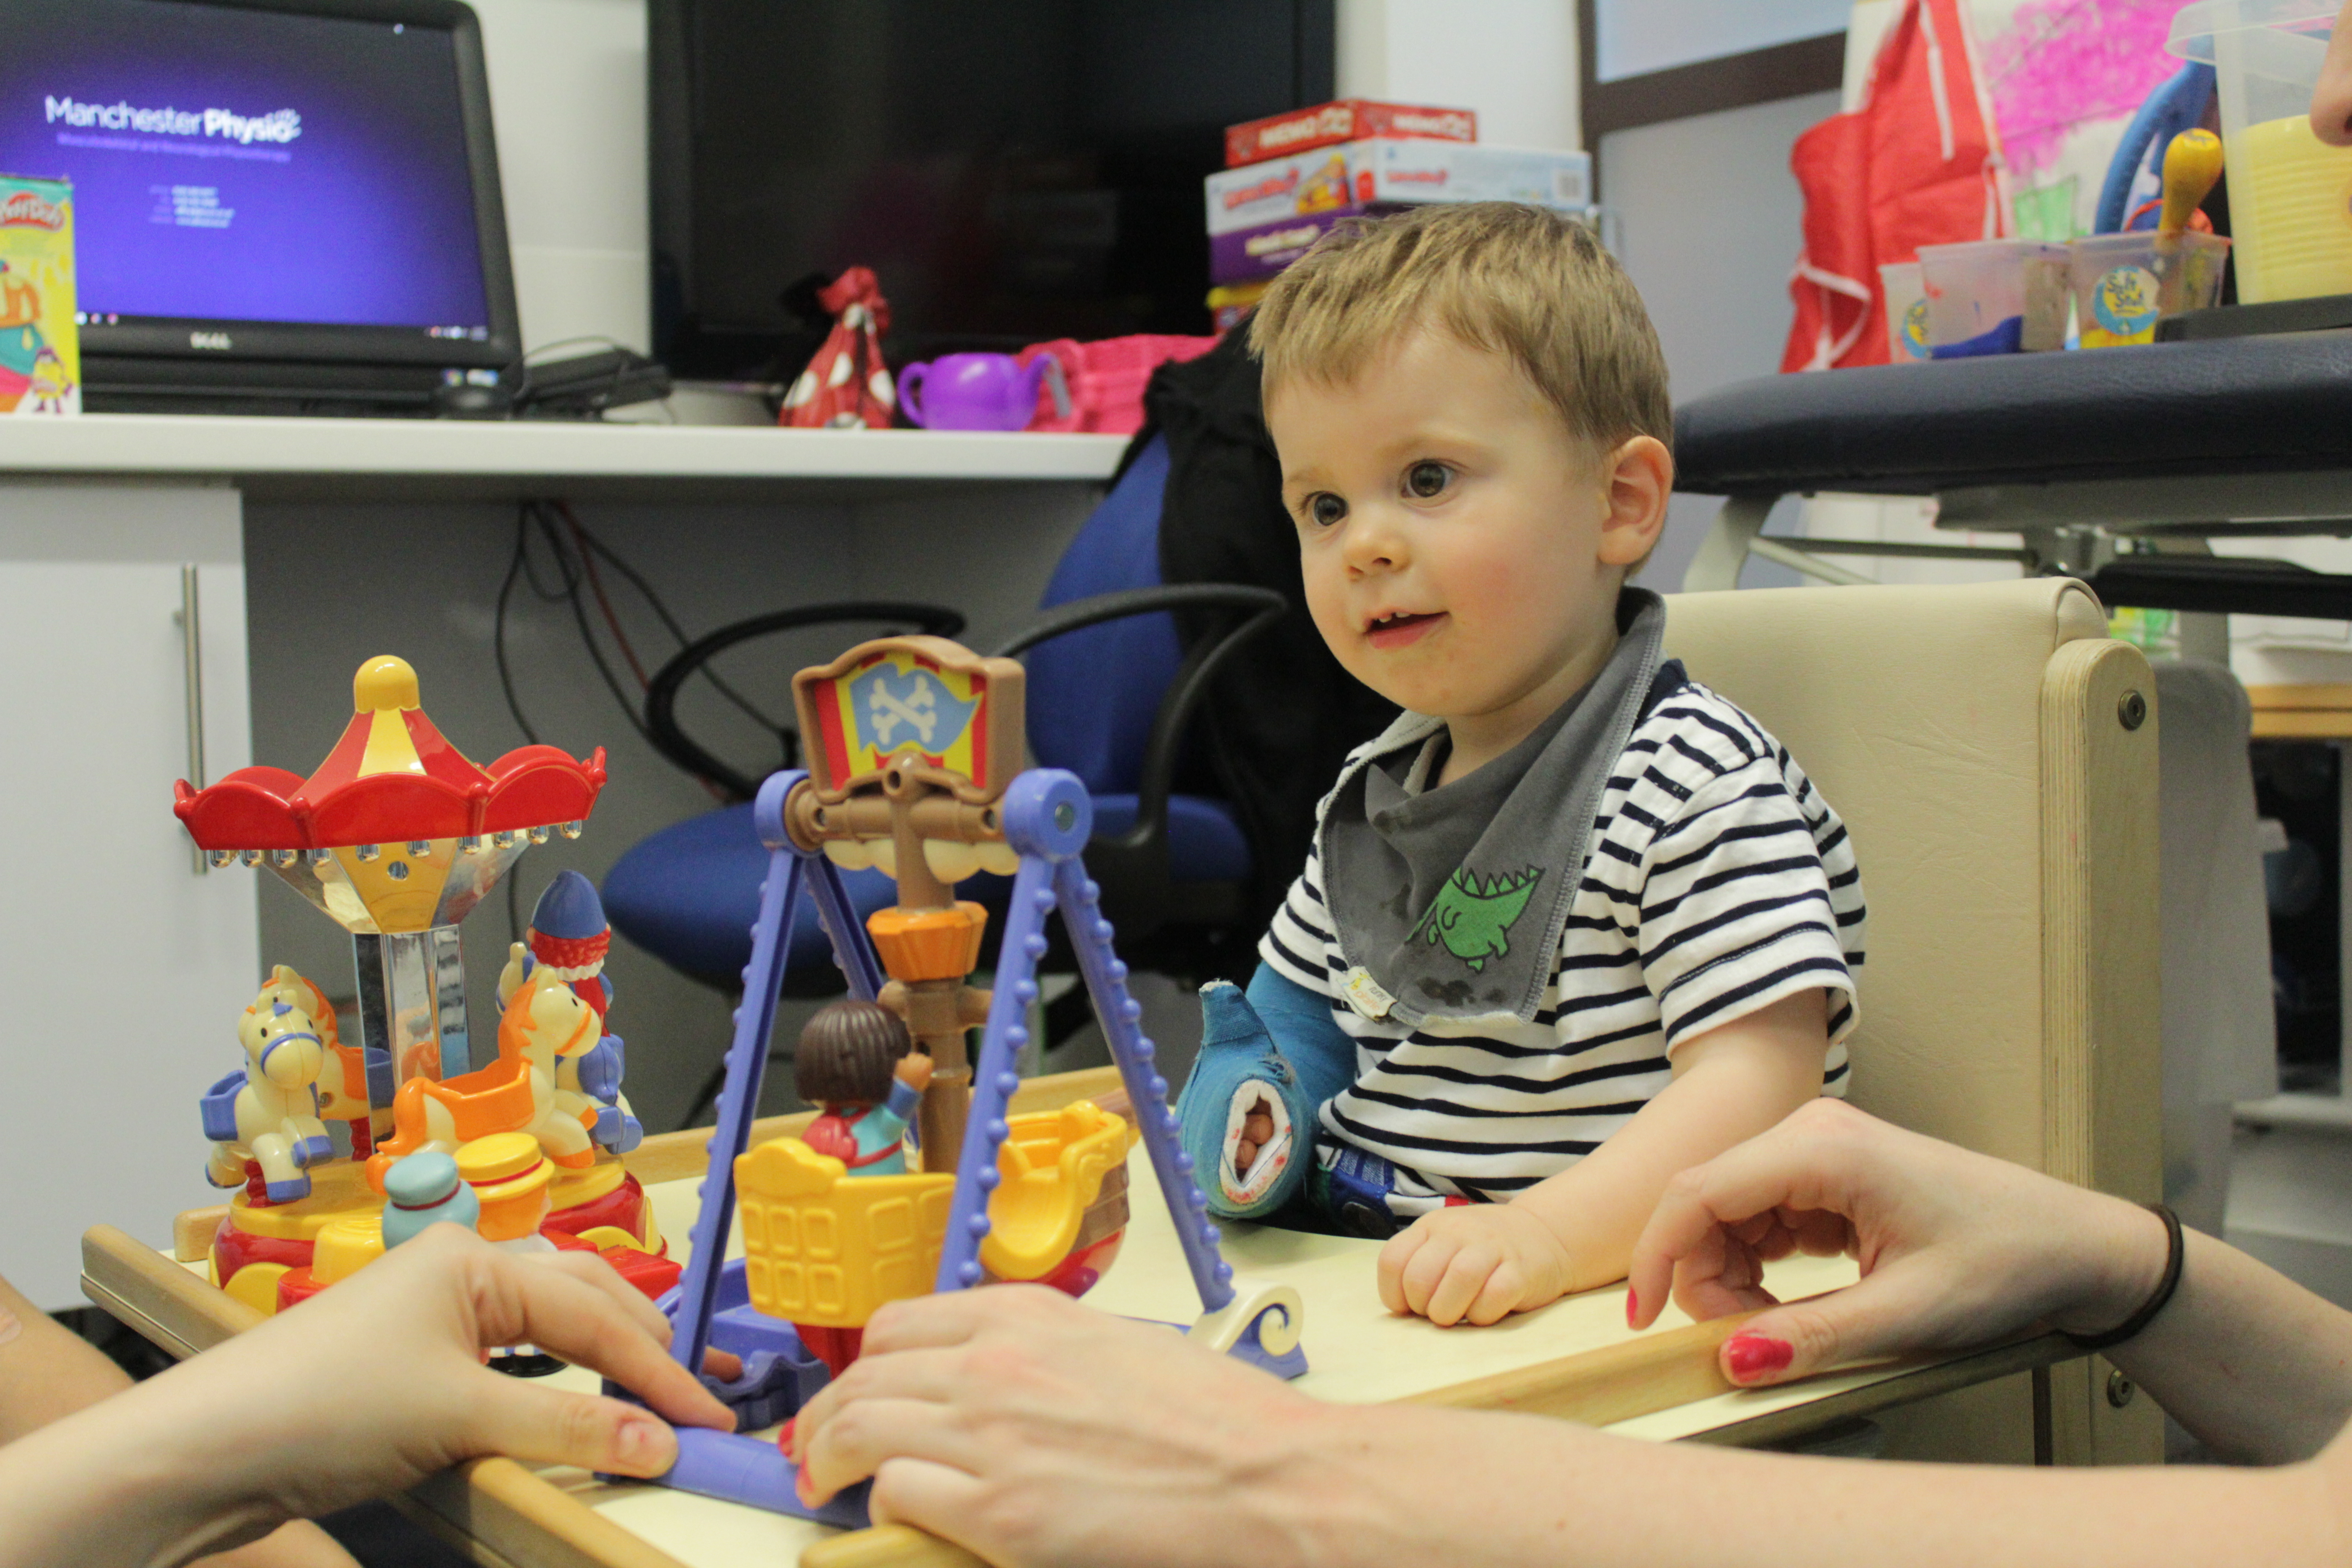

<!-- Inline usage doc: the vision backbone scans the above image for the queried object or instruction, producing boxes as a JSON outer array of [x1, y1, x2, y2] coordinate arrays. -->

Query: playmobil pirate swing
[[646, 633, 1307, 1525]]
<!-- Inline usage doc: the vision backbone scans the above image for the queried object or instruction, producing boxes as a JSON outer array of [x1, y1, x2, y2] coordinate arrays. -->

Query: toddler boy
[[1174, 202, 1865, 1327]]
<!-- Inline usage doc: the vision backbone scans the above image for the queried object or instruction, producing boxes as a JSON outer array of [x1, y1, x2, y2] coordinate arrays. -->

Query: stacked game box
[[0, 174, 77, 415], [1206, 101, 1593, 289]]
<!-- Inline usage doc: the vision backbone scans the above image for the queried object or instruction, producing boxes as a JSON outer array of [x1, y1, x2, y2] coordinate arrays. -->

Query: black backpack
[[1141, 332, 1397, 930]]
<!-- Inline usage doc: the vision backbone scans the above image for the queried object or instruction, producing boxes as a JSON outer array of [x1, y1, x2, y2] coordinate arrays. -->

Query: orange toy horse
[[365, 979, 604, 1192]]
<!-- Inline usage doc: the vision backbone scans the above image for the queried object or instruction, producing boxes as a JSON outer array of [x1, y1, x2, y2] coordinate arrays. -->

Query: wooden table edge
[[88, 1066, 2076, 1567]]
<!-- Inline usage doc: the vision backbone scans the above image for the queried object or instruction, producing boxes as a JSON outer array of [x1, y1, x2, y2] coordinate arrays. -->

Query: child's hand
[[894, 1052, 935, 1092], [1377, 1203, 1577, 1327]]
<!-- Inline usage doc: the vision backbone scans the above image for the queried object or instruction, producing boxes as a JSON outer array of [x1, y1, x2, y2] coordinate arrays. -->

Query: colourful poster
[[0, 174, 78, 415]]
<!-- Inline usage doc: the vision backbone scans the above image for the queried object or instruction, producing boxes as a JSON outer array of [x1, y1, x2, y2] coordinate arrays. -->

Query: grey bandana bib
[[1318, 589, 1671, 1030]]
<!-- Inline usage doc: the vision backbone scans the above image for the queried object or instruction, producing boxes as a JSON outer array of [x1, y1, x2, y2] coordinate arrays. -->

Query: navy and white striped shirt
[[1260, 678, 1864, 1206]]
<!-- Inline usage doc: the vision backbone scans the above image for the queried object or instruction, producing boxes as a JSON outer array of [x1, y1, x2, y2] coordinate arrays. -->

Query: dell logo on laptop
[[190, 331, 232, 350]]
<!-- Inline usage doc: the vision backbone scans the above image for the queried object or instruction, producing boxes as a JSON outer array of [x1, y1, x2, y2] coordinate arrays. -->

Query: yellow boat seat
[[735, 1103, 1133, 1328]]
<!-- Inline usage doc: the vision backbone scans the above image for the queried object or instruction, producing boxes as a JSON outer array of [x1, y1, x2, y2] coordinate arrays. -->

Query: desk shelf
[[0, 415, 1129, 503]]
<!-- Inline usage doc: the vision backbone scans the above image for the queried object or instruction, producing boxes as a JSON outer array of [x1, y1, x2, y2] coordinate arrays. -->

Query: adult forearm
[[2107, 1230, 2352, 1464], [1287, 1403, 2338, 1568], [0, 1382, 283, 1568]]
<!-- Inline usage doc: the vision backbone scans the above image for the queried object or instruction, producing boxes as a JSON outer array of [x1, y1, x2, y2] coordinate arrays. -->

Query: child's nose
[[1342, 508, 1410, 573]]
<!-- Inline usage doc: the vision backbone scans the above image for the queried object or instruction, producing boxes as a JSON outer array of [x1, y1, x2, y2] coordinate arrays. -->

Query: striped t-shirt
[[1260, 677, 1865, 1208]]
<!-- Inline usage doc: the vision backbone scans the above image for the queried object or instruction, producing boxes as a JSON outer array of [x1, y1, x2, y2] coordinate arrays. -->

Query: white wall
[[1604, 92, 1842, 591], [1336, 0, 1580, 150], [466, 0, 651, 355]]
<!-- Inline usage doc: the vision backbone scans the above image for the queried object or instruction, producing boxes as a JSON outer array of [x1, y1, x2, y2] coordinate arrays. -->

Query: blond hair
[[1248, 202, 1671, 459]]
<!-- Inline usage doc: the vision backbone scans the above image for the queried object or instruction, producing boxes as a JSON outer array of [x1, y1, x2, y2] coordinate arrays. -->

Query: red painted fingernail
[[1624, 1289, 1639, 1328], [1724, 1333, 1794, 1382], [795, 1465, 817, 1506], [776, 1417, 796, 1457]]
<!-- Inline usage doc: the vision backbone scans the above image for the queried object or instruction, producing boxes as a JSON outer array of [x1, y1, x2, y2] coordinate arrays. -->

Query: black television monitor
[[0, 0, 520, 412], [650, 0, 1335, 382]]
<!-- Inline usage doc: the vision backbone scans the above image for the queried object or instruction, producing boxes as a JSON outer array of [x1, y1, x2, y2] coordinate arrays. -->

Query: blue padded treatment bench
[[1676, 331, 2352, 496], [1674, 332, 2352, 620]]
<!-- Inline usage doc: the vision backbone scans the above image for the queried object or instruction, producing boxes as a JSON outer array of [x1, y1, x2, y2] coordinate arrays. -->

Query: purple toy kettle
[[897, 352, 1071, 431]]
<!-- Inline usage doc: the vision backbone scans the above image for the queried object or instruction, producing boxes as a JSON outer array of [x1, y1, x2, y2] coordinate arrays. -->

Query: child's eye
[[1304, 492, 1348, 528], [1405, 461, 1451, 499]]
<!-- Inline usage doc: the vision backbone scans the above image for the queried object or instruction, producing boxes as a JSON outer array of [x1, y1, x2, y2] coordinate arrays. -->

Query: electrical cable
[[567, 513, 653, 690], [551, 500, 786, 736], [494, 509, 543, 747]]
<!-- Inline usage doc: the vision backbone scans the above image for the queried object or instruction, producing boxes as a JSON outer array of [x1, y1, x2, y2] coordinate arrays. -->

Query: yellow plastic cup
[[2170, 0, 2352, 303]]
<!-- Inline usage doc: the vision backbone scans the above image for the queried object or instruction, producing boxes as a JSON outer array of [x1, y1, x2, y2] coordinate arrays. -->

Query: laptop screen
[[0, 0, 495, 344]]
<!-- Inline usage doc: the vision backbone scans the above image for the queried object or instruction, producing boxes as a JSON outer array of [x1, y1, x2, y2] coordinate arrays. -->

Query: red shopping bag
[[1783, 0, 2008, 371]]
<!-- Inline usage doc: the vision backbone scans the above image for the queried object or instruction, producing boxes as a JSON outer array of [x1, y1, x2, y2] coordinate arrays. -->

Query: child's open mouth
[[1365, 610, 1445, 650]]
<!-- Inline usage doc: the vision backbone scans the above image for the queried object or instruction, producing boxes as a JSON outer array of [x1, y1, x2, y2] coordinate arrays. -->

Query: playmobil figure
[[1173, 202, 1866, 1326], [381, 1149, 483, 1248], [203, 996, 335, 1205], [795, 1000, 934, 1177]]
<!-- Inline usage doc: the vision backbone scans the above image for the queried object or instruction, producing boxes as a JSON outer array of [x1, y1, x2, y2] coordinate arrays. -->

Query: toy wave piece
[[176, 657, 672, 1318], [629, 635, 1306, 1529]]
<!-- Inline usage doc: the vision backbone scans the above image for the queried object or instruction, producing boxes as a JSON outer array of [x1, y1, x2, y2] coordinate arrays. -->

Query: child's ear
[[1595, 436, 1674, 569]]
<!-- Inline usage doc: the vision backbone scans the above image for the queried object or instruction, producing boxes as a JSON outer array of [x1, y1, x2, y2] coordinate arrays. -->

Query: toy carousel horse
[[248, 964, 392, 1157], [201, 992, 334, 1204], [365, 977, 604, 1189]]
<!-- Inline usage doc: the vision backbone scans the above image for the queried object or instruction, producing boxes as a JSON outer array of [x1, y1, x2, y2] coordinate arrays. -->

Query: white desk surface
[[0, 415, 1127, 501], [539, 1148, 1876, 1568]]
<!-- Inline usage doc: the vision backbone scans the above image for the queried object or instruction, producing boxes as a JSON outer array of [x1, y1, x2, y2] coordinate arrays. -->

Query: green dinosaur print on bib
[[1413, 866, 1543, 973]]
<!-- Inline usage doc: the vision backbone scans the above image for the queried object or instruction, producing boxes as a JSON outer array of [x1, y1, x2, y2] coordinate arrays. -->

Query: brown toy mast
[[786, 636, 1027, 1173]]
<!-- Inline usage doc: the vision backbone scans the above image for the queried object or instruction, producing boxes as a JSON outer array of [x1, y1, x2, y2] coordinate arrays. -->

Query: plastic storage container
[[2170, 0, 2352, 303], [2067, 230, 2233, 345], [1918, 240, 2071, 355], [1879, 261, 1931, 361]]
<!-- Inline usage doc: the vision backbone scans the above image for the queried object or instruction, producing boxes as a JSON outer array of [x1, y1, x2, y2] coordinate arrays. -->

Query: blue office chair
[[603, 436, 1282, 1116]]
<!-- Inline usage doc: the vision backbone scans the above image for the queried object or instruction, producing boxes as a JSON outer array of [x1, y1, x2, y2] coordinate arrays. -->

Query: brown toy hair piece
[[796, 999, 914, 1106]]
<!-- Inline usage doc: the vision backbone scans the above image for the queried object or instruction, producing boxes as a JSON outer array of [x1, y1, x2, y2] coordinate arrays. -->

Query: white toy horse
[[201, 990, 334, 1204], [249, 963, 392, 1155]]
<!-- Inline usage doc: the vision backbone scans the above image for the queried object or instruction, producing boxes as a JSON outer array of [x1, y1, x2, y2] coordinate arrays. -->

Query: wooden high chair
[[1665, 576, 2162, 1465]]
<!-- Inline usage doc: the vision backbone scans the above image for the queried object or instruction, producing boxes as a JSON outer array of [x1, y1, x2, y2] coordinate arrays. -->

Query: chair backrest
[[1664, 578, 2163, 1465], [1025, 434, 1181, 795], [1662, 579, 2158, 1197]]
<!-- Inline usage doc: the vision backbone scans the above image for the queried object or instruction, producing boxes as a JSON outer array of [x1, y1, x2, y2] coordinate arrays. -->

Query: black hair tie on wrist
[[2066, 1202, 2185, 1352]]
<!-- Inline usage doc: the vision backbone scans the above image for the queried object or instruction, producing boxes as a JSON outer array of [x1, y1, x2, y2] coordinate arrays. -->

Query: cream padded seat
[[1662, 578, 2161, 1463]]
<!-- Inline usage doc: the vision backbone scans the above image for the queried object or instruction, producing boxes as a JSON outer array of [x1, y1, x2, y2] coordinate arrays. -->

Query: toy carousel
[[172, 656, 670, 1317]]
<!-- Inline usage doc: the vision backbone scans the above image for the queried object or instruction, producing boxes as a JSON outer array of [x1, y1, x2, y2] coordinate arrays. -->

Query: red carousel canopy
[[175, 656, 606, 853]]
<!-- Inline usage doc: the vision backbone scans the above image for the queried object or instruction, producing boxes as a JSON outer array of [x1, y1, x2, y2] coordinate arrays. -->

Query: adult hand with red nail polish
[[1625, 1098, 2166, 1388], [0, 1225, 735, 1568]]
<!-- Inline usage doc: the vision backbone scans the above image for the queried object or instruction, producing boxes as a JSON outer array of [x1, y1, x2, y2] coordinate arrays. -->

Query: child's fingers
[[1421, 1245, 1499, 1327], [1463, 1261, 1526, 1327], [1395, 1232, 1465, 1320], [1375, 1226, 1429, 1315]]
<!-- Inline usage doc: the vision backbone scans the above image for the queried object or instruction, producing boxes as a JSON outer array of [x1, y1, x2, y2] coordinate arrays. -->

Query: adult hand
[[1626, 1098, 2168, 1387], [0, 1224, 737, 1566], [2315, 0, 2352, 145], [789, 1286, 1333, 1568]]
